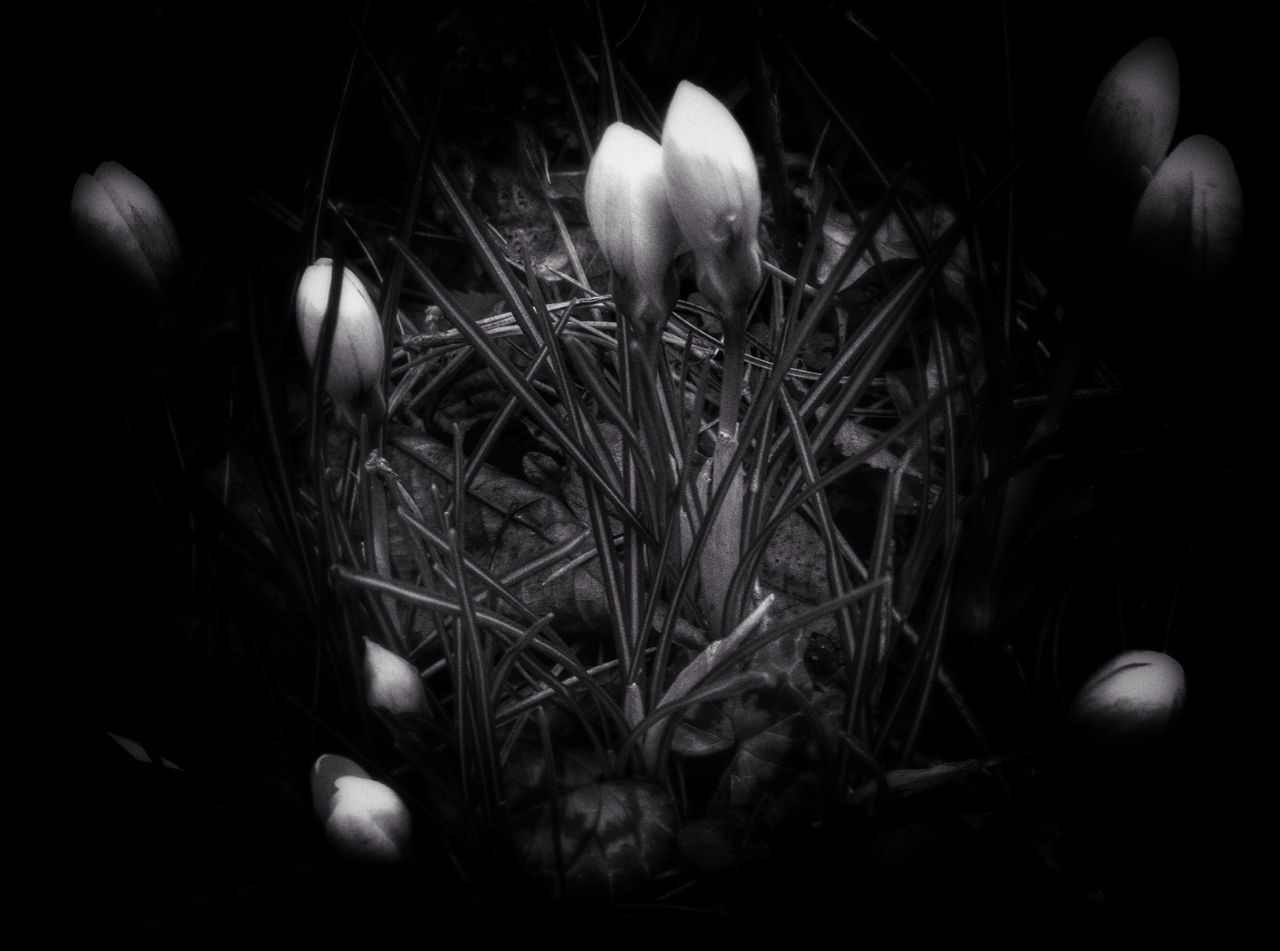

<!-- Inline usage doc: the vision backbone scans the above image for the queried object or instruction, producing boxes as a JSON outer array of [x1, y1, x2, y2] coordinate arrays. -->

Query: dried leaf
[[726, 714, 801, 806], [832, 418, 903, 470], [513, 780, 677, 902], [814, 202, 970, 306], [503, 743, 605, 809], [671, 701, 736, 757], [521, 450, 567, 496]]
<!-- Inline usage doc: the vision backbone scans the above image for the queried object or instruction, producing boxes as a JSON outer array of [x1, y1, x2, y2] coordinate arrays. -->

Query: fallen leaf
[[671, 700, 738, 758], [513, 780, 678, 902], [502, 742, 606, 810], [809, 198, 971, 308], [725, 714, 801, 806]]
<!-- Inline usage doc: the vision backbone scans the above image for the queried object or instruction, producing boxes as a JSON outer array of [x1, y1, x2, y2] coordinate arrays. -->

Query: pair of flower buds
[[306, 638, 427, 865], [1083, 37, 1244, 282], [585, 80, 764, 328]]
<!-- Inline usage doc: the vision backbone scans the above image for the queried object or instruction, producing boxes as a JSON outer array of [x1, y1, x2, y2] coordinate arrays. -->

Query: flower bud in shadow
[[1083, 38, 1180, 211], [661, 80, 763, 316], [1128, 134, 1243, 284], [71, 160, 183, 304], [295, 258, 387, 422], [585, 122, 681, 329], [1069, 650, 1186, 751], [311, 754, 411, 864], [364, 637, 428, 716]]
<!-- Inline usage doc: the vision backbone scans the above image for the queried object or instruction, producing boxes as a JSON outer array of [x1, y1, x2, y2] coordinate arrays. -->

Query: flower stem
[[702, 322, 747, 636]]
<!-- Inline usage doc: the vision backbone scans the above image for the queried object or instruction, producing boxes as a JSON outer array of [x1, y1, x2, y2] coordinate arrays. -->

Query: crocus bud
[[1069, 650, 1186, 750], [1083, 38, 1180, 208], [311, 754, 369, 817], [585, 122, 681, 328], [1128, 134, 1244, 283], [295, 258, 386, 420], [70, 160, 183, 303], [311, 754, 411, 864], [363, 637, 428, 716], [661, 80, 763, 316]]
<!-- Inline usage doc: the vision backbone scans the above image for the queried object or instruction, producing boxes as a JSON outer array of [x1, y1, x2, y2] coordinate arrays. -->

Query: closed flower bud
[[363, 637, 428, 716], [296, 258, 386, 420], [1083, 38, 1180, 207], [311, 755, 411, 864], [1128, 134, 1243, 283], [1069, 650, 1186, 749], [70, 160, 182, 303], [311, 753, 369, 817], [661, 80, 763, 315], [585, 122, 681, 328]]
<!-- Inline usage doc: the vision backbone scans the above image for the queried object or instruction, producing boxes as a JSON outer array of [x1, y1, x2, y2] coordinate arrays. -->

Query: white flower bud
[[311, 753, 369, 818], [295, 258, 386, 419], [310, 755, 411, 864], [661, 81, 763, 315], [1069, 650, 1186, 749], [1128, 134, 1244, 283], [363, 637, 428, 716], [71, 160, 182, 302], [325, 776, 412, 864], [585, 122, 681, 328], [1083, 38, 1180, 206]]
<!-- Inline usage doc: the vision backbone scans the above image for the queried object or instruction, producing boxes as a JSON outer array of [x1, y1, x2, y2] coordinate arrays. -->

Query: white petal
[[1129, 134, 1243, 281], [364, 637, 429, 716], [71, 170, 160, 297], [310, 753, 370, 819], [295, 259, 386, 407], [661, 81, 761, 253], [325, 775, 412, 863], [585, 122, 680, 319], [95, 161, 183, 286], [1070, 650, 1186, 747], [1084, 38, 1179, 202], [661, 81, 763, 314]]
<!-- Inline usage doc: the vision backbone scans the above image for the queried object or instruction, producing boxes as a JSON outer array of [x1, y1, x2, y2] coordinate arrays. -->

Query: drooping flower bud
[[661, 80, 763, 316], [310, 754, 411, 864], [1069, 650, 1186, 750], [1083, 38, 1180, 208], [1128, 134, 1244, 283], [363, 637, 428, 716], [295, 258, 386, 420], [70, 160, 183, 303], [585, 122, 682, 328]]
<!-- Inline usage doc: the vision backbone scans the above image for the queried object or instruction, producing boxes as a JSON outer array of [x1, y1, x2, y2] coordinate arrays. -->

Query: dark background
[[44, 0, 1264, 940]]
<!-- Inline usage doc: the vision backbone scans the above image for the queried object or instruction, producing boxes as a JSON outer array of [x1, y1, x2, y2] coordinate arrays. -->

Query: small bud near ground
[[296, 258, 387, 421], [661, 80, 763, 317], [1083, 38, 1180, 208], [585, 122, 682, 330], [70, 160, 183, 304], [311, 753, 370, 817], [310, 754, 411, 865], [1128, 134, 1244, 284], [363, 637, 429, 716], [1069, 650, 1186, 750]]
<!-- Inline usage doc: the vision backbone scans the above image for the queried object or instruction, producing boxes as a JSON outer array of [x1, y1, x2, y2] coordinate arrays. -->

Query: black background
[[41, 0, 1265, 941]]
